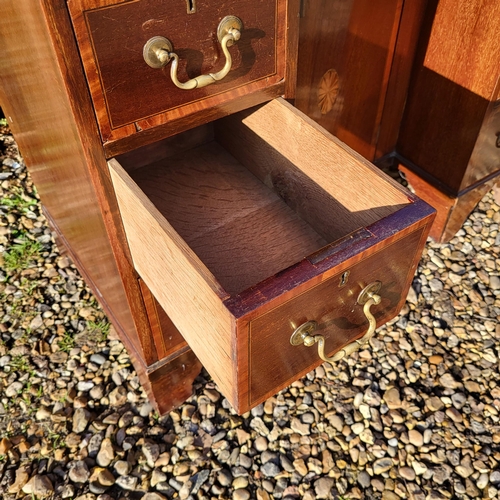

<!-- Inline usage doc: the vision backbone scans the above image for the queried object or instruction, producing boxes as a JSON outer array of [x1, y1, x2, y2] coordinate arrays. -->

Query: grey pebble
[[357, 471, 371, 488], [115, 475, 138, 491], [68, 461, 90, 483], [261, 462, 281, 478]]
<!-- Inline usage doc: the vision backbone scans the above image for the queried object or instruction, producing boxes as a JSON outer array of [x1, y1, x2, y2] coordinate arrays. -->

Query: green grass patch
[[47, 430, 65, 449], [8, 354, 30, 373], [20, 277, 40, 295], [87, 319, 110, 342], [0, 188, 37, 214], [3, 238, 42, 272], [57, 332, 75, 353]]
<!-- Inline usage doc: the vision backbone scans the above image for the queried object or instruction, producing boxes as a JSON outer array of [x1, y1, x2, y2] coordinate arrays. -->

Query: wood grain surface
[[400, 164, 500, 243], [248, 225, 426, 407], [219, 98, 410, 216], [139, 279, 189, 359], [398, 0, 500, 195], [295, 0, 404, 160], [375, 0, 428, 158], [0, 0, 212, 416], [109, 97, 435, 411], [216, 101, 408, 241], [131, 142, 327, 294], [109, 159, 236, 398], [0, 0, 154, 361], [118, 98, 412, 295]]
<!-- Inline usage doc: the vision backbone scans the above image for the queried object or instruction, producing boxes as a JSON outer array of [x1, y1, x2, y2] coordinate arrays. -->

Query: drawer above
[[68, 0, 292, 153], [108, 98, 435, 413]]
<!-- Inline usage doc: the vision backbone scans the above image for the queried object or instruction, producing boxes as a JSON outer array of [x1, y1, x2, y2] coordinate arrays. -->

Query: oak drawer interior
[[111, 98, 411, 296], [108, 98, 426, 410]]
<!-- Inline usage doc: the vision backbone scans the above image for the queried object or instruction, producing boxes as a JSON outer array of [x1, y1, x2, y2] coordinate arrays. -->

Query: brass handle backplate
[[290, 281, 382, 366], [143, 15, 243, 90]]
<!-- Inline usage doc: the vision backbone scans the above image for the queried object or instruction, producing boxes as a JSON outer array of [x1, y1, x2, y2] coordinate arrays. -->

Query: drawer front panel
[[248, 226, 425, 406], [70, 0, 285, 143]]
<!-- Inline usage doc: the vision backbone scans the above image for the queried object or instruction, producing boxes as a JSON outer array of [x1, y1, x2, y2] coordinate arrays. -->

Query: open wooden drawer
[[108, 98, 434, 413]]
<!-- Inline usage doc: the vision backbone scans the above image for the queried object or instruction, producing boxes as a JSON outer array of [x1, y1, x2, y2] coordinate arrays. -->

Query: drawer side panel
[[108, 159, 235, 398]]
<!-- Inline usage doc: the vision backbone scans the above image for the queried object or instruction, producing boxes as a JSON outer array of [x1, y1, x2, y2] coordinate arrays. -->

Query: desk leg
[[399, 165, 500, 243], [139, 280, 203, 414]]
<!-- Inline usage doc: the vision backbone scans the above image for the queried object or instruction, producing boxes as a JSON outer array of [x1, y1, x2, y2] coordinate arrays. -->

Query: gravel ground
[[0, 121, 499, 500]]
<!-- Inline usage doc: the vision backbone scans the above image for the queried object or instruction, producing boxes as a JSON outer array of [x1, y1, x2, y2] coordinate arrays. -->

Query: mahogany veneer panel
[[249, 225, 425, 404], [295, 0, 405, 160], [139, 279, 188, 359], [0, 0, 157, 363], [68, 0, 289, 147], [86, 0, 278, 128]]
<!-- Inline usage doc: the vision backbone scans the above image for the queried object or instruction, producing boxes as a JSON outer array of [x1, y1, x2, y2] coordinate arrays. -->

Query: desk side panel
[[0, 0, 152, 361]]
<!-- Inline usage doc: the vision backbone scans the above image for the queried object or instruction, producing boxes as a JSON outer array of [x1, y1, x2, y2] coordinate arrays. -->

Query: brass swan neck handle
[[290, 281, 382, 365], [143, 15, 243, 90]]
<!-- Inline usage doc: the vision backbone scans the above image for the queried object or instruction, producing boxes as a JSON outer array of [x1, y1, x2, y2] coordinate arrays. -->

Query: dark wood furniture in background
[[1, 0, 471, 415], [297, 0, 500, 243]]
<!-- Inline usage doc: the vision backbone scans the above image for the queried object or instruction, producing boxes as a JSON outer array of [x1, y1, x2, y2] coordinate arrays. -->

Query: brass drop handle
[[290, 281, 382, 365], [143, 15, 243, 90]]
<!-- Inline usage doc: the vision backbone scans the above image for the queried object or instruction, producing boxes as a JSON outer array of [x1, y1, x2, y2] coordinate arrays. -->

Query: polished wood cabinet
[[0, 0, 436, 414], [296, 0, 500, 243]]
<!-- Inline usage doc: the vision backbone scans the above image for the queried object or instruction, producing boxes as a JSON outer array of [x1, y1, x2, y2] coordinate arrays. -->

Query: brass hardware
[[185, 0, 196, 14], [143, 36, 174, 69], [143, 15, 243, 89], [290, 320, 318, 346], [339, 270, 350, 287], [289, 281, 382, 365], [357, 280, 382, 305]]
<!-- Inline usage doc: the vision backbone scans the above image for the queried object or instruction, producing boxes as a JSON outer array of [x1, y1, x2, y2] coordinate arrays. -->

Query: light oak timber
[[131, 143, 329, 294], [216, 99, 410, 241], [109, 158, 236, 399]]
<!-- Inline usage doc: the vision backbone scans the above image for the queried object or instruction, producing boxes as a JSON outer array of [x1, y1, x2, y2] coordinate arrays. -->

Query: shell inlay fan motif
[[318, 69, 339, 115]]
